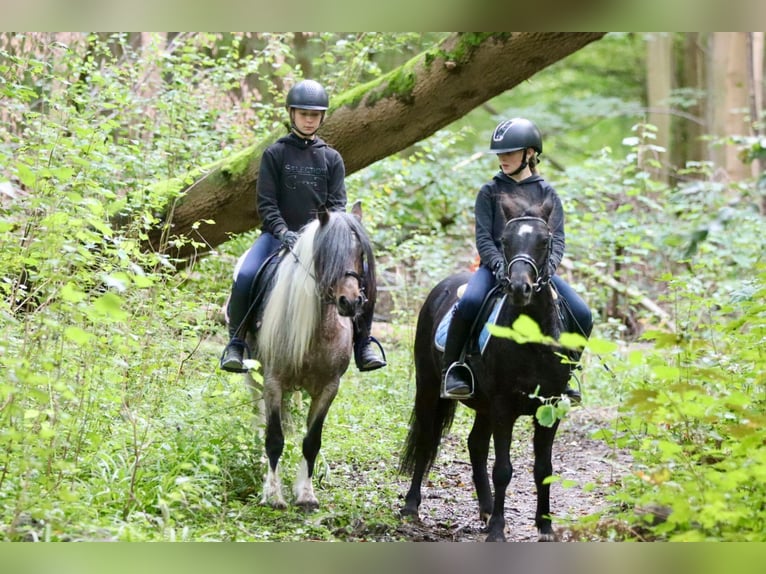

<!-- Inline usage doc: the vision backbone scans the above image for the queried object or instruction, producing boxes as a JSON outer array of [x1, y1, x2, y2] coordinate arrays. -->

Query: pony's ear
[[350, 200, 363, 221], [499, 194, 528, 221], [318, 204, 330, 226], [539, 197, 554, 221]]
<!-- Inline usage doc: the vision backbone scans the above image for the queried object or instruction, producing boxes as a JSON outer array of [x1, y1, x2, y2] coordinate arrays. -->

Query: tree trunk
[[645, 32, 673, 183], [672, 33, 707, 174], [708, 32, 754, 182], [140, 32, 606, 261]]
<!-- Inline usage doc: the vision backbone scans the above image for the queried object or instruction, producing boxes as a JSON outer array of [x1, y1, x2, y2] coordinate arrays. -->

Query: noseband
[[504, 216, 551, 293], [323, 266, 367, 307]]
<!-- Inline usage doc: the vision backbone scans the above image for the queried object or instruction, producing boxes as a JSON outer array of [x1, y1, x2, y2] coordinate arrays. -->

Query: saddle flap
[[434, 290, 506, 356]]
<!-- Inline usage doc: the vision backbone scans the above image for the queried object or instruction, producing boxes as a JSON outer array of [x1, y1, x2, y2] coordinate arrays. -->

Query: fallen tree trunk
[[139, 32, 606, 261]]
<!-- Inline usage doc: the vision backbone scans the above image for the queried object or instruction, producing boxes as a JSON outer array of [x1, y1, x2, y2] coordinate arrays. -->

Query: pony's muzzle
[[508, 278, 533, 306], [336, 294, 365, 317]]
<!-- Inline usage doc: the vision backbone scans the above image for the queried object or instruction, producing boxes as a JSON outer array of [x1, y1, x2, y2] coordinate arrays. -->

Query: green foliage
[[2, 32, 765, 543], [594, 264, 766, 541]]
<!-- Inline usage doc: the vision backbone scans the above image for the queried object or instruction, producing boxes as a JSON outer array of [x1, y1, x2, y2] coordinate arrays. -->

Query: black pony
[[399, 195, 572, 542]]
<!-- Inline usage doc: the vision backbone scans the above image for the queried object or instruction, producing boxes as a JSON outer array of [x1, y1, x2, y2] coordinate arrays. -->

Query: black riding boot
[[220, 337, 249, 373], [353, 318, 387, 372], [441, 314, 474, 398]]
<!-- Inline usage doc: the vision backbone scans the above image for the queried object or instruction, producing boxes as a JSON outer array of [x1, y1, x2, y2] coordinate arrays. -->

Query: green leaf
[[536, 404, 557, 427], [24, 409, 40, 420], [16, 163, 35, 188], [512, 315, 543, 340], [91, 292, 128, 320], [64, 326, 94, 345], [559, 331, 588, 350], [586, 337, 618, 354], [60, 282, 87, 303]]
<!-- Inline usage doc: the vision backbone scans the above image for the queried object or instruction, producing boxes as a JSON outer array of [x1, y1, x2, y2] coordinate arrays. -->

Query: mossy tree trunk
[[142, 32, 606, 261]]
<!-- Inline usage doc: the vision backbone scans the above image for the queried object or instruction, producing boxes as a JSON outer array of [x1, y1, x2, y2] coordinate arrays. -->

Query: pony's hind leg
[[467, 412, 493, 523]]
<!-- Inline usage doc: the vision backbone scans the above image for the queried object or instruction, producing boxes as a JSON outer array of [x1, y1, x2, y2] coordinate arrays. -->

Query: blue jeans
[[454, 265, 592, 337], [227, 232, 282, 340]]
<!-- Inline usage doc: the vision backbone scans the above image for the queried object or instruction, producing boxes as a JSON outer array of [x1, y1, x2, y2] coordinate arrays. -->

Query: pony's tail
[[399, 393, 457, 476]]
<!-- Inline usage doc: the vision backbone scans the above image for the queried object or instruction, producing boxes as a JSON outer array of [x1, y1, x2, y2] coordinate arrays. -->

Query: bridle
[[282, 221, 369, 310], [503, 216, 552, 293], [323, 269, 367, 307]]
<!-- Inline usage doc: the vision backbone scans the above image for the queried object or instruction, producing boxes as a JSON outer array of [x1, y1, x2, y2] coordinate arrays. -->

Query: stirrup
[[441, 361, 475, 399], [564, 371, 583, 404], [356, 336, 387, 371]]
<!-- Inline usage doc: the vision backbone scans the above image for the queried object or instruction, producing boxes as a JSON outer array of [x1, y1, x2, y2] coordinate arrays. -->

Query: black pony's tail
[[399, 394, 457, 477]]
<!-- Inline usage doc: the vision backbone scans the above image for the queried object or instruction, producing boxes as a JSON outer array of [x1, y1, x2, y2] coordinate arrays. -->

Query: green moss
[[218, 144, 258, 179], [429, 32, 510, 68], [331, 34, 510, 111]]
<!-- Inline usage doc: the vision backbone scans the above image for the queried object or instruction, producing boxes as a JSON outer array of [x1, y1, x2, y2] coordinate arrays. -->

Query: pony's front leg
[[293, 458, 317, 509], [294, 387, 337, 510], [486, 424, 513, 542], [467, 412, 493, 523], [532, 418, 560, 541], [261, 384, 287, 509]]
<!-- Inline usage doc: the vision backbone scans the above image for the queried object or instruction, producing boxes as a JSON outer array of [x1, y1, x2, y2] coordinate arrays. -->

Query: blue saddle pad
[[435, 294, 506, 356]]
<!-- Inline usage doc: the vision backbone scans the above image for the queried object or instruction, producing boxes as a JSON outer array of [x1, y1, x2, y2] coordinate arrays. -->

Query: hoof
[[263, 498, 287, 510], [538, 531, 558, 542], [296, 497, 319, 511], [400, 504, 420, 519], [485, 531, 506, 542]]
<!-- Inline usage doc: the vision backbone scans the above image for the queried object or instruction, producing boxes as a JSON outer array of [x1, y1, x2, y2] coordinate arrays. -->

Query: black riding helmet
[[490, 118, 542, 176], [489, 118, 542, 154], [286, 80, 329, 137], [285, 79, 329, 111]]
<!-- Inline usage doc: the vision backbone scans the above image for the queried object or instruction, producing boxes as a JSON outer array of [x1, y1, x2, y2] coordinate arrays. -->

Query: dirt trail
[[390, 405, 631, 542]]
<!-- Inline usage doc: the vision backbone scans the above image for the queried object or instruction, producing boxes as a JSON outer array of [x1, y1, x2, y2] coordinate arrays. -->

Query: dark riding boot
[[441, 314, 474, 399], [354, 319, 387, 372], [220, 337, 249, 373]]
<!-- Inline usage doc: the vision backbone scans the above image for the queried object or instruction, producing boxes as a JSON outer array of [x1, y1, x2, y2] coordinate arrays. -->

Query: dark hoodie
[[257, 132, 347, 235], [474, 171, 565, 277]]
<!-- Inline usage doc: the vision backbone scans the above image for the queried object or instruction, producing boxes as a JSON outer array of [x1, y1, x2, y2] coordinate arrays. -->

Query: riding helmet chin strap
[[502, 149, 529, 177]]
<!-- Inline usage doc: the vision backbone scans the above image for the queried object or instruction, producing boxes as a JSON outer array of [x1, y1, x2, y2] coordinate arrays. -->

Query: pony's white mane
[[259, 219, 321, 374]]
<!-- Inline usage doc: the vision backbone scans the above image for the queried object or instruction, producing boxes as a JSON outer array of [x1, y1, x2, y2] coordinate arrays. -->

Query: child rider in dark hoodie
[[441, 118, 592, 401], [220, 79, 386, 374]]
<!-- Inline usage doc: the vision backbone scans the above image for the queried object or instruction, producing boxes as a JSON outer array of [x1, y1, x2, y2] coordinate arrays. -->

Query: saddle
[[235, 250, 282, 338], [435, 285, 505, 357], [435, 282, 569, 357]]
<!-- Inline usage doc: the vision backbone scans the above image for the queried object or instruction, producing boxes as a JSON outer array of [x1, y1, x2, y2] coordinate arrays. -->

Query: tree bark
[[141, 32, 606, 261], [645, 32, 673, 183]]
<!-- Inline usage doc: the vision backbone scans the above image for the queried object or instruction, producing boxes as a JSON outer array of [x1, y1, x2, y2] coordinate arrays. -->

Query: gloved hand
[[493, 259, 508, 283], [278, 230, 298, 250]]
